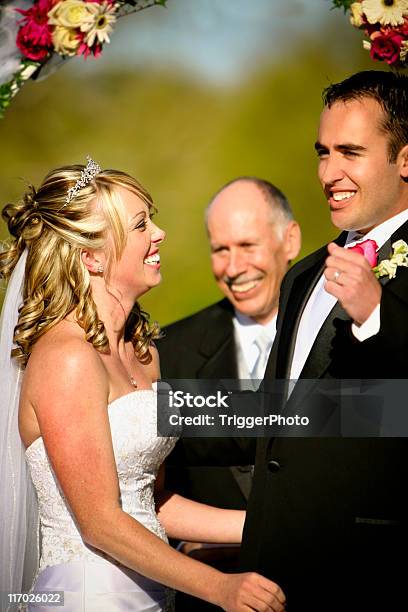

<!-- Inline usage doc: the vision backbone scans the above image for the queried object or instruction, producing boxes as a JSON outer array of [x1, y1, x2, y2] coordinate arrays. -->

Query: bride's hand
[[218, 572, 286, 611]]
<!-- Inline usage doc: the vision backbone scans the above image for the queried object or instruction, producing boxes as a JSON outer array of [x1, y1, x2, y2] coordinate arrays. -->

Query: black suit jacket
[[240, 224, 408, 611], [158, 298, 255, 509]]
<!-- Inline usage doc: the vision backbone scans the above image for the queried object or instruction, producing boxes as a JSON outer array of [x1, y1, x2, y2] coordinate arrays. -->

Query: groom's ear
[[398, 144, 408, 180]]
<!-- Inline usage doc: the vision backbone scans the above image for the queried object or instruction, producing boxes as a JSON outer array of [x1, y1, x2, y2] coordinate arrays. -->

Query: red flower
[[348, 239, 378, 268], [16, 0, 55, 60], [16, 24, 51, 61], [370, 30, 404, 66]]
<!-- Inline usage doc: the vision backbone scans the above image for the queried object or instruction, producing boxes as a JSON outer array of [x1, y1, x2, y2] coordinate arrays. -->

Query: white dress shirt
[[233, 311, 277, 379], [290, 209, 408, 380]]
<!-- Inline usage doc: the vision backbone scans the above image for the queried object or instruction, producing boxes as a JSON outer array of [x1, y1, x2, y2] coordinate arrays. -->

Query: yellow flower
[[48, 0, 95, 30], [81, 2, 117, 47], [362, 0, 408, 27], [52, 25, 81, 56], [350, 2, 365, 27]]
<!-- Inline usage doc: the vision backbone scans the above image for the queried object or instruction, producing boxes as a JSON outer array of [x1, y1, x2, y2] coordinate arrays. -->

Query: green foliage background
[[0, 12, 376, 325]]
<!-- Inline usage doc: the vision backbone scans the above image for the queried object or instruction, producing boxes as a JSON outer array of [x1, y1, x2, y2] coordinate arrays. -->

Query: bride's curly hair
[[0, 165, 160, 367]]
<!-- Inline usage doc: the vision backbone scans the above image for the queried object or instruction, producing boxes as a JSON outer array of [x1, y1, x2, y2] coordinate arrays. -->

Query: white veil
[[0, 249, 39, 607]]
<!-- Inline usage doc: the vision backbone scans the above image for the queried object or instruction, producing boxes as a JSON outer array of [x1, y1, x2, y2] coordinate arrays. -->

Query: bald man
[[161, 177, 300, 373]]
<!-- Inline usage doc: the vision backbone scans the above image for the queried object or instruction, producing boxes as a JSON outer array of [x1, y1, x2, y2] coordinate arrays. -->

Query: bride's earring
[[96, 264, 104, 274]]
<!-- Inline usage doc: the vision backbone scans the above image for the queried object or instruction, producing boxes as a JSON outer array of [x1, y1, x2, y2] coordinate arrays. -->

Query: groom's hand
[[324, 242, 381, 326]]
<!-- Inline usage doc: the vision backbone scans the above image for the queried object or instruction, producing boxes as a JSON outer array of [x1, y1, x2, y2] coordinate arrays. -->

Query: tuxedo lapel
[[378, 237, 392, 260], [276, 233, 348, 380], [197, 334, 237, 378], [196, 299, 238, 378], [278, 255, 326, 379], [377, 237, 392, 287], [299, 300, 349, 379], [285, 227, 407, 384]]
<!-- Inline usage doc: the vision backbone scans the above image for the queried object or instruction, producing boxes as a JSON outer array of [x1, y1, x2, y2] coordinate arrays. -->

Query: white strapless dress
[[25, 388, 177, 611]]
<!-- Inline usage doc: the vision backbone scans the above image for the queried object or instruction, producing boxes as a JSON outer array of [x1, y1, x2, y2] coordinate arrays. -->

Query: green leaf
[[330, 0, 354, 12]]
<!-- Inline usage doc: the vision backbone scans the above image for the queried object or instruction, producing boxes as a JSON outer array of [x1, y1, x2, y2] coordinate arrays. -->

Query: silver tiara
[[65, 156, 101, 204]]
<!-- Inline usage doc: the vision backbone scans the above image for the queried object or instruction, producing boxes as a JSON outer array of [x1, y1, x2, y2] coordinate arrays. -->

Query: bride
[[0, 159, 285, 612]]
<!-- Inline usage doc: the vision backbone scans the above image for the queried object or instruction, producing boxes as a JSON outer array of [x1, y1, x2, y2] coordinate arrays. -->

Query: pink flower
[[77, 33, 102, 58], [16, 0, 55, 60], [370, 30, 404, 65], [349, 239, 379, 267]]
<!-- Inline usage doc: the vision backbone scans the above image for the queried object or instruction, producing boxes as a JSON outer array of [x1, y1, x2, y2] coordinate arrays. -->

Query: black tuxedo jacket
[[158, 299, 255, 509], [240, 223, 408, 611]]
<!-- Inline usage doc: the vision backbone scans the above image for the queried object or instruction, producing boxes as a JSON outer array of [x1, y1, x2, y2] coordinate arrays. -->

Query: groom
[[240, 70, 408, 611]]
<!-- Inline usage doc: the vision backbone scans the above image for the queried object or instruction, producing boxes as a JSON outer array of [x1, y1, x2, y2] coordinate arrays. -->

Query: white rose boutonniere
[[373, 240, 408, 280]]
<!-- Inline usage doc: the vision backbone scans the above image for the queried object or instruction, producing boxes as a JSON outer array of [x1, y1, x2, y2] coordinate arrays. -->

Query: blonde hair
[[0, 165, 160, 367]]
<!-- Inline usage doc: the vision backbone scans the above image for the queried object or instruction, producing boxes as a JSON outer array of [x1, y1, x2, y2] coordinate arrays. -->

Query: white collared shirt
[[290, 208, 408, 380], [233, 310, 277, 379]]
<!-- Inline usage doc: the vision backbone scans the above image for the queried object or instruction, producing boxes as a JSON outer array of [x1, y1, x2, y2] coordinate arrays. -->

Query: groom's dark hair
[[322, 70, 408, 163]]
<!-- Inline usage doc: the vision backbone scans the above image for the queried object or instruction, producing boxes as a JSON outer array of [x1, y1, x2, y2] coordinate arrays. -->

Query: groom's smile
[[329, 189, 357, 205]]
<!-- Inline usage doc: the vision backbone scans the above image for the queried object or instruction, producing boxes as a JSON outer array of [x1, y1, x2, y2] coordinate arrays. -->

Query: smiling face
[[108, 187, 165, 301], [316, 98, 408, 233], [207, 181, 300, 324]]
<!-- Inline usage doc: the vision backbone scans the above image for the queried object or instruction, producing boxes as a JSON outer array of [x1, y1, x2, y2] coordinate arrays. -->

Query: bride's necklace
[[124, 348, 138, 388]]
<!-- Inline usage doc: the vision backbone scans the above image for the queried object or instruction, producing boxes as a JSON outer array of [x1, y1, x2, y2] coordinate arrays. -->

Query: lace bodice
[[25, 389, 177, 573]]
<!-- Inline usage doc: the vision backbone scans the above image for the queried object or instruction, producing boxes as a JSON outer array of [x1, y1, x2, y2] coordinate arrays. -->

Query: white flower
[[362, 0, 408, 27], [375, 259, 398, 278], [391, 252, 408, 266], [373, 240, 408, 279], [81, 2, 118, 47], [400, 40, 408, 62], [392, 239, 408, 254]]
